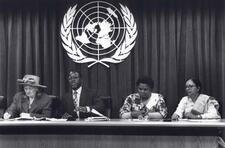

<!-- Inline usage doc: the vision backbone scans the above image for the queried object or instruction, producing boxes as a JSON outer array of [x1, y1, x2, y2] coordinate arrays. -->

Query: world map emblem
[[61, 1, 138, 68]]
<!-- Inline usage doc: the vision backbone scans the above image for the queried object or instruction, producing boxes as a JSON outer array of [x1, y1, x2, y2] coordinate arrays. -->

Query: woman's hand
[[171, 113, 179, 120], [131, 111, 144, 118], [3, 112, 11, 119], [184, 112, 202, 119]]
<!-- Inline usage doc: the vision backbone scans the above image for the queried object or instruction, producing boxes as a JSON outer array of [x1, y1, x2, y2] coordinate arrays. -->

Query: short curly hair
[[136, 76, 154, 89]]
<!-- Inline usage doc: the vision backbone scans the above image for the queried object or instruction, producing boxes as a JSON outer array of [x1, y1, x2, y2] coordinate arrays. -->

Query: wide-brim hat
[[17, 74, 47, 88]]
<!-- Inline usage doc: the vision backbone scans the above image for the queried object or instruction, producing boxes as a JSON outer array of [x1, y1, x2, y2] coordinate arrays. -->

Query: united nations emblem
[[61, 1, 138, 68]]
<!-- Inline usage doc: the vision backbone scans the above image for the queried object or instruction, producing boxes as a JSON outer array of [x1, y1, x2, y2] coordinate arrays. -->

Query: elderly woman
[[119, 76, 167, 120], [3, 75, 52, 119], [172, 78, 221, 120]]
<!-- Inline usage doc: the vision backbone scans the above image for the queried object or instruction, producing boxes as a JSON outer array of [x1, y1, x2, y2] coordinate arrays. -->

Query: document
[[91, 108, 106, 117], [84, 109, 110, 121]]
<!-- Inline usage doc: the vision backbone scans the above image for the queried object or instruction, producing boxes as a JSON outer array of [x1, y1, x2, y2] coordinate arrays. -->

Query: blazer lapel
[[68, 90, 75, 109], [29, 98, 39, 113], [21, 97, 29, 113], [67, 90, 77, 114], [79, 87, 87, 106]]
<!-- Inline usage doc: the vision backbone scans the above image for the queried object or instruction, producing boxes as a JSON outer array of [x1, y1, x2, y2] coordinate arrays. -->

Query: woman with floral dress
[[120, 76, 167, 120]]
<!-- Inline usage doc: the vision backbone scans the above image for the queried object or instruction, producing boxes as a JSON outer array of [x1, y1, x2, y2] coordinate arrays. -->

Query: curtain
[[0, 0, 224, 118]]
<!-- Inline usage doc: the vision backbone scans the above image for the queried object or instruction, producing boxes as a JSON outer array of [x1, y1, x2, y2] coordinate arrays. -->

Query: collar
[[146, 93, 159, 109], [73, 86, 82, 94]]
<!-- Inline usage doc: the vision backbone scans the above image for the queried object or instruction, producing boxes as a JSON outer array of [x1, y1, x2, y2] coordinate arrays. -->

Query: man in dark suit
[[61, 71, 104, 120]]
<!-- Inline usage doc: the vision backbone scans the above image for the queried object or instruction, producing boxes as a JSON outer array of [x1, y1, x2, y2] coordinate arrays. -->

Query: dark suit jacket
[[61, 86, 104, 119], [6, 91, 52, 118]]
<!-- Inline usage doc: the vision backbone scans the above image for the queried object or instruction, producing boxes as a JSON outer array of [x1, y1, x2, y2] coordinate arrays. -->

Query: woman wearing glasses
[[171, 78, 221, 120]]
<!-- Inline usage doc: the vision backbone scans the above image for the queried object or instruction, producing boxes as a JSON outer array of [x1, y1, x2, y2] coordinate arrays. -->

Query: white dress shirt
[[72, 87, 91, 117]]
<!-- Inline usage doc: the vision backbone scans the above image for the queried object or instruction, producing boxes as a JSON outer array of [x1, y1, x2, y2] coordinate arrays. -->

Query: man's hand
[[61, 112, 72, 119], [74, 106, 88, 113]]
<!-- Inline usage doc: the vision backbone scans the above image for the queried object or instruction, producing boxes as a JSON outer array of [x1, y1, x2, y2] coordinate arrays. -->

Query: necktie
[[73, 91, 78, 108], [73, 91, 79, 118]]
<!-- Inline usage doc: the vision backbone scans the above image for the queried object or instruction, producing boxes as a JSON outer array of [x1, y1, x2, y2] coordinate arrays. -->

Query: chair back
[[0, 96, 6, 118], [100, 96, 112, 118], [48, 95, 61, 118]]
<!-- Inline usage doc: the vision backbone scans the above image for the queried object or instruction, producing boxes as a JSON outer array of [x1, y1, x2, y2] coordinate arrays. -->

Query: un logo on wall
[[61, 1, 138, 68]]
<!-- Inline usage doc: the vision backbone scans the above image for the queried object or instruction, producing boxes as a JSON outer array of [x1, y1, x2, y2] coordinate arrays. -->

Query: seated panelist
[[119, 76, 167, 120], [3, 75, 52, 119], [172, 78, 221, 120], [60, 71, 104, 120]]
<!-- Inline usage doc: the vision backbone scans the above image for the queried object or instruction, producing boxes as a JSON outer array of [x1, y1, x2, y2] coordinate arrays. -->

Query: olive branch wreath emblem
[[60, 4, 137, 68]]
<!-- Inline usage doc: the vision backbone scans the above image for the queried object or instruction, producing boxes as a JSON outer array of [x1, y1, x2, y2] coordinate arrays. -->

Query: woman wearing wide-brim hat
[[3, 75, 52, 119]]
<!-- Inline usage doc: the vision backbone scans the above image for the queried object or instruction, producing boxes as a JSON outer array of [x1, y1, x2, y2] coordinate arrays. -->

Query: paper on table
[[187, 119, 221, 122], [178, 118, 220, 122], [14, 116, 34, 120], [46, 118, 67, 122], [91, 108, 106, 117], [83, 109, 110, 121], [84, 116, 109, 121]]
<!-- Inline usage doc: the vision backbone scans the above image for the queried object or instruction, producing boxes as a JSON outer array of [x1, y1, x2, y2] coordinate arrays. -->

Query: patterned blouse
[[120, 93, 167, 119]]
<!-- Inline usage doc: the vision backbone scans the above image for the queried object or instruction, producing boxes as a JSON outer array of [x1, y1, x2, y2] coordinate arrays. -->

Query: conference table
[[0, 118, 224, 148]]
